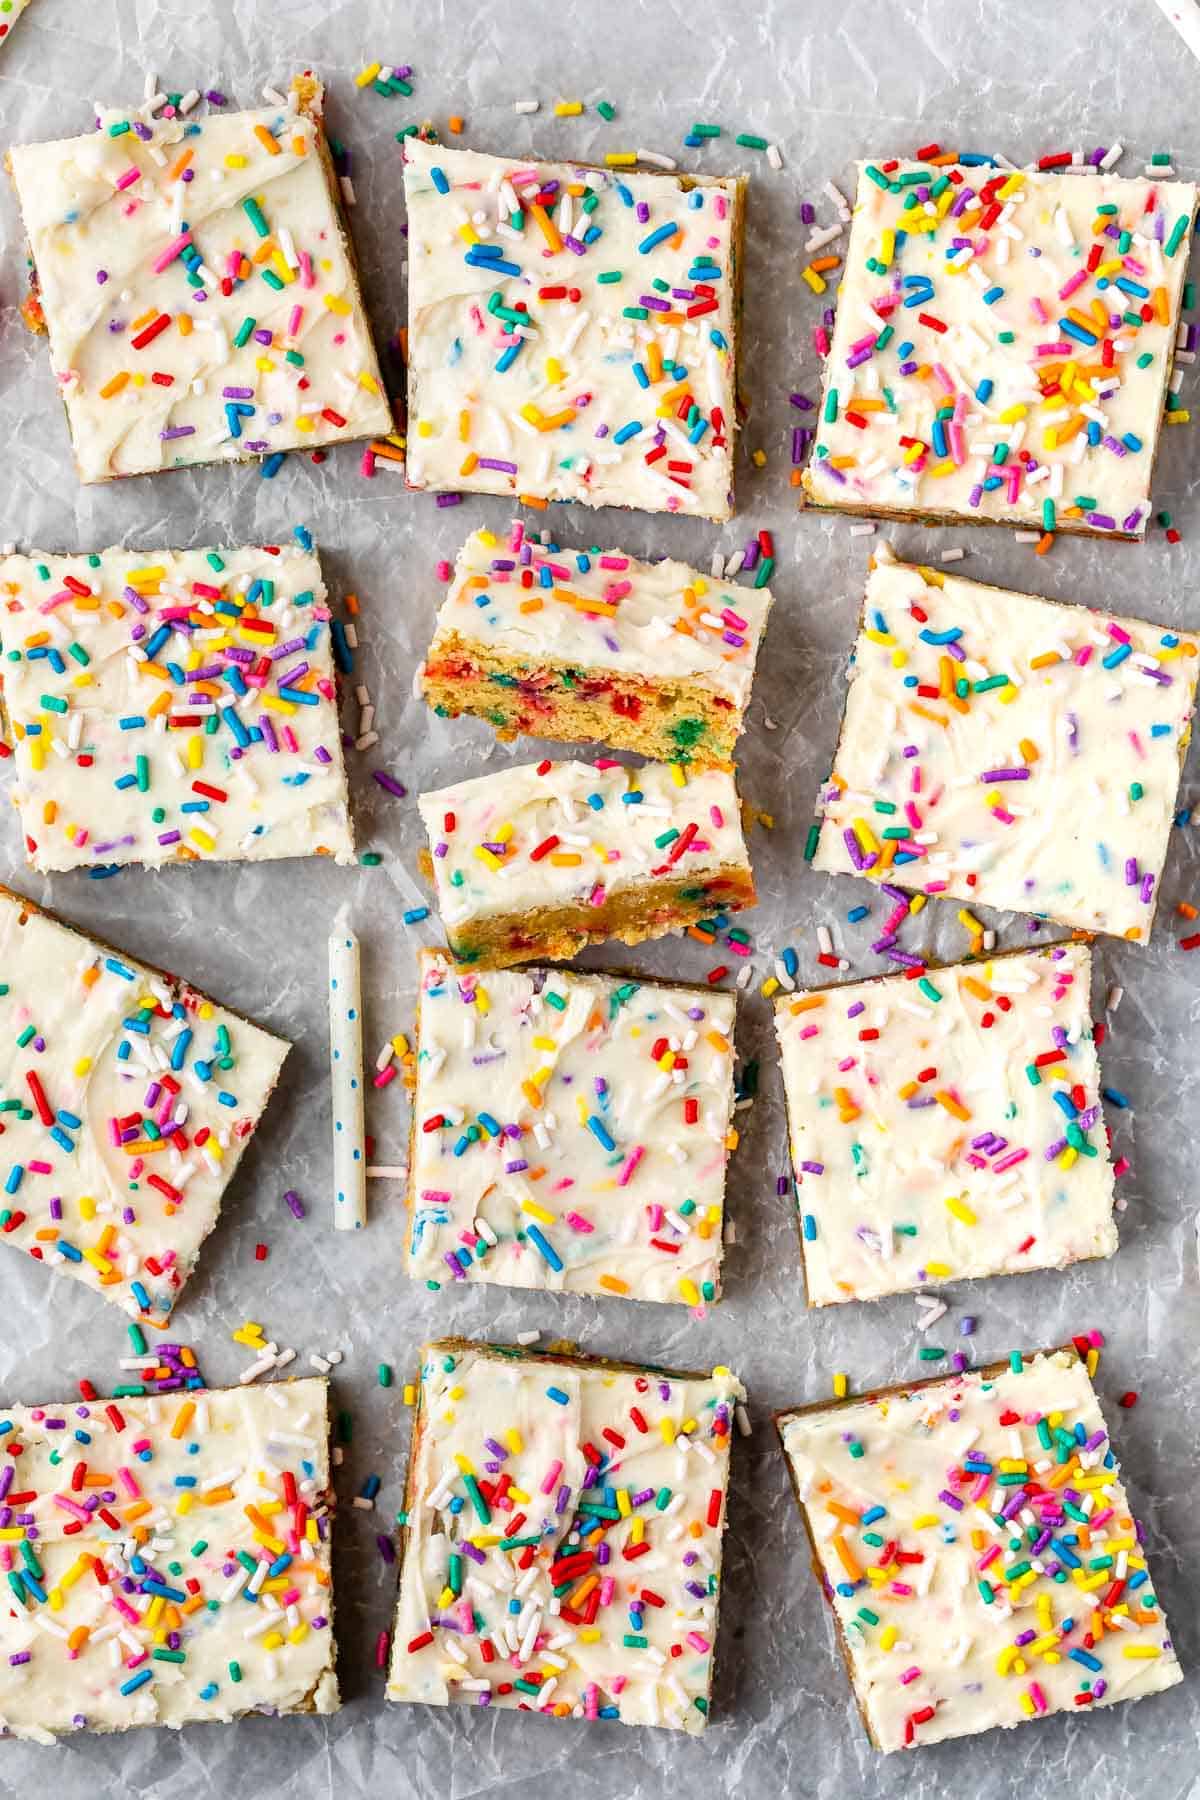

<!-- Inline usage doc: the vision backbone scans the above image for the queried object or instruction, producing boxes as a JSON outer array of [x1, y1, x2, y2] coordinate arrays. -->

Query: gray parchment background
[[2, 1, 1200, 1794]]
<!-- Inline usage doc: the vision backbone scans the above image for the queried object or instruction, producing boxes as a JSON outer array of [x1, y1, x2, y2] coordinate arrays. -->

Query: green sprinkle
[[735, 133, 768, 150], [378, 1363, 393, 1388], [596, 100, 615, 121], [693, 123, 722, 138], [918, 1346, 946, 1361], [242, 197, 269, 239], [917, 977, 942, 1004], [360, 851, 383, 866]]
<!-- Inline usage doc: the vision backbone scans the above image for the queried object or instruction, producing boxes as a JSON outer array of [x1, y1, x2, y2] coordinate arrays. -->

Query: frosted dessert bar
[[803, 160, 1196, 538], [774, 943, 1116, 1305], [387, 1338, 743, 1732], [8, 77, 391, 483], [776, 1347, 1181, 1752], [403, 137, 743, 519], [809, 547, 1199, 939], [417, 756, 755, 968], [0, 544, 354, 873], [0, 885, 289, 1323], [407, 948, 737, 1306], [421, 522, 771, 764], [0, 1377, 337, 1740]]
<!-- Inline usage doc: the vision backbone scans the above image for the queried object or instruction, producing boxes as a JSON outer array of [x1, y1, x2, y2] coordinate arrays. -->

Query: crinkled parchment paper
[[1, 1, 1200, 1796]]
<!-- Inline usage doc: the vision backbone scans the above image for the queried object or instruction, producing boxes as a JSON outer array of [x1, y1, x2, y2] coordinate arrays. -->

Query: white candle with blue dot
[[329, 913, 366, 1230]]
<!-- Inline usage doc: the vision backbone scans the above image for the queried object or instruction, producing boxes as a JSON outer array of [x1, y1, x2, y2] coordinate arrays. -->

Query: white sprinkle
[[513, 100, 540, 114]]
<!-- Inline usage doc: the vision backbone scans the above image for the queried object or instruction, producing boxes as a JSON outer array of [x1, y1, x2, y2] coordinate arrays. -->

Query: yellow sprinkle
[[555, 100, 584, 116], [833, 1372, 848, 1399], [355, 62, 383, 87]]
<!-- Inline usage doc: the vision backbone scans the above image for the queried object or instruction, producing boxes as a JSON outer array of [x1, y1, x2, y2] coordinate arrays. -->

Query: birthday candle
[[328, 914, 366, 1230]]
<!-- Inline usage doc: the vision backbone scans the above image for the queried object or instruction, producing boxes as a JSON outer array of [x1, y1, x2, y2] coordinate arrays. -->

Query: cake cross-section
[[803, 160, 1196, 538], [403, 138, 743, 519], [810, 548, 1199, 939], [0, 886, 289, 1323], [0, 544, 354, 873], [417, 756, 755, 968], [421, 522, 771, 764], [7, 77, 391, 483], [387, 1338, 743, 1732], [407, 949, 737, 1305], [774, 943, 1116, 1305], [776, 1347, 1181, 1752], [0, 1377, 337, 1741]]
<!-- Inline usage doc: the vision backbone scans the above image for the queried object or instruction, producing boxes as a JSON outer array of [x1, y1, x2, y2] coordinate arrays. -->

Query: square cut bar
[[802, 161, 1196, 538], [8, 77, 391, 483], [810, 548, 1199, 939], [387, 1337, 743, 1732], [0, 885, 289, 1323], [421, 522, 771, 765], [407, 948, 737, 1305], [417, 756, 755, 968], [774, 943, 1116, 1306], [0, 544, 354, 873], [402, 138, 743, 520], [775, 1347, 1181, 1753], [0, 1377, 337, 1741]]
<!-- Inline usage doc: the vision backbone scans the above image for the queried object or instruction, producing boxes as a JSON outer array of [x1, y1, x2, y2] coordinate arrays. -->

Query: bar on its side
[[421, 523, 771, 765], [418, 757, 755, 968]]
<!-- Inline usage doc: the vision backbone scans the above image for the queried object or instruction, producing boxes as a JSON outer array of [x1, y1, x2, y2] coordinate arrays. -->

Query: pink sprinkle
[[1058, 269, 1088, 301], [686, 1631, 711, 1654], [709, 805, 724, 828], [616, 1147, 644, 1187], [299, 250, 315, 289], [540, 1459, 564, 1496], [899, 1666, 921, 1685], [565, 1211, 594, 1233]]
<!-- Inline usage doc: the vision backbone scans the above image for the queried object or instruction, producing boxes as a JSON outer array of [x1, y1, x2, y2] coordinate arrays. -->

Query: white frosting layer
[[806, 163, 1196, 534], [9, 83, 391, 482], [426, 523, 771, 709], [812, 549, 1199, 938], [387, 1341, 743, 1733], [418, 757, 751, 948], [0, 890, 288, 1323], [0, 545, 354, 872], [403, 138, 740, 519], [775, 944, 1116, 1305], [779, 1349, 1182, 1753], [0, 1378, 337, 1741], [408, 950, 736, 1304]]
